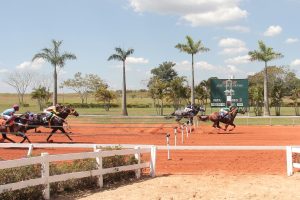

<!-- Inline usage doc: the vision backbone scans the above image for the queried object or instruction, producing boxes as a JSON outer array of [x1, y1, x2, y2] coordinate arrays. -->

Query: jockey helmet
[[13, 104, 19, 111]]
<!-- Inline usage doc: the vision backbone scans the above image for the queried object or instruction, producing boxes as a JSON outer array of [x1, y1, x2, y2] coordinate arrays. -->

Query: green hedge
[[0, 152, 138, 200]]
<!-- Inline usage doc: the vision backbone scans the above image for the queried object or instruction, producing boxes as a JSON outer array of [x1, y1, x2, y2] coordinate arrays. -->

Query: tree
[[108, 47, 134, 116], [32, 40, 76, 105], [31, 86, 51, 111], [175, 36, 209, 105], [4, 71, 35, 105], [63, 72, 107, 103], [270, 79, 284, 116], [248, 40, 283, 116], [150, 62, 178, 82], [95, 87, 116, 111], [249, 85, 264, 116], [166, 76, 189, 110], [148, 77, 167, 115]]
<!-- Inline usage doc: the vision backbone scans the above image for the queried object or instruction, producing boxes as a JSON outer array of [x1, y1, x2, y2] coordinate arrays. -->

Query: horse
[[0, 116, 31, 143], [25, 106, 79, 142], [165, 105, 205, 126], [198, 106, 245, 131]]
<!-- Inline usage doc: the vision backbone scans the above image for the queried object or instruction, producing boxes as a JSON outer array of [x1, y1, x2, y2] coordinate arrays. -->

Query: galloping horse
[[0, 116, 31, 143], [166, 105, 205, 126], [198, 106, 245, 131], [25, 106, 79, 142]]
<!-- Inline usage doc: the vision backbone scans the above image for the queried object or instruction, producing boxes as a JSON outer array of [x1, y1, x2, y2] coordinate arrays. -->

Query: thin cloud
[[128, 0, 248, 26], [225, 55, 250, 65], [263, 25, 282, 37], [291, 59, 300, 67], [225, 25, 250, 33], [126, 56, 149, 64], [175, 60, 216, 71], [286, 38, 299, 44], [0, 68, 8, 73], [219, 38, 248, 56], [16, 58, 45, 70]]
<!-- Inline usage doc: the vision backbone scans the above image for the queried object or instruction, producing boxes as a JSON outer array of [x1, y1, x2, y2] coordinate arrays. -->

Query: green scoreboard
[[210, 79, 248, 107]]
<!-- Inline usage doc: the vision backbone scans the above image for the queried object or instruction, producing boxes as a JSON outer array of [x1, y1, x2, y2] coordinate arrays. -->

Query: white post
[[286, 146, 293, 176], [166, 133, 170, 160], [27, 144, 34, 157], [186, 125, 189, 138], [174, 128, 177, 146], [41, 152, 50, 200], [150, 146, 156, 177], [94, 149, 103, 188], [181, 125, 184, 144], [134, 146, 141, 179]]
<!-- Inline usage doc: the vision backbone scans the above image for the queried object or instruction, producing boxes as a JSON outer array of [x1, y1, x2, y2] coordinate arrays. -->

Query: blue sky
[[1, 0, 300, 93]]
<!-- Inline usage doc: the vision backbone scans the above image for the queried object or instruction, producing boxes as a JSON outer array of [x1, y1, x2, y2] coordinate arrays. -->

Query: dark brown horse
[[198, 106, 245, 131], [0, 116, 31, 143]]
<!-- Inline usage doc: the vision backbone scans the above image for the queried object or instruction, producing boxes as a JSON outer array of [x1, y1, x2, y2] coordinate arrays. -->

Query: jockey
[[219, 106, 232, 119], [1, 104, 19, 125], [43, 104, 63, 122], [183, 104, 194, 114]]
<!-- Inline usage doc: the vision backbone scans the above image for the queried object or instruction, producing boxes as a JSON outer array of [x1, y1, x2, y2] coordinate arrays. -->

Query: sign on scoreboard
[[210, 79, 248, 107]]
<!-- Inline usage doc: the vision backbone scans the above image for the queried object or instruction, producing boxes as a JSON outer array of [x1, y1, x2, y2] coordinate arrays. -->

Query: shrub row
[[0, 152, 138, 200]]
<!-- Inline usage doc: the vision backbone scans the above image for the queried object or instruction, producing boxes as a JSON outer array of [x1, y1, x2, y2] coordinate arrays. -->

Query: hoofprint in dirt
[[56, 174, 300, 200], [1, 124, 300, 175]]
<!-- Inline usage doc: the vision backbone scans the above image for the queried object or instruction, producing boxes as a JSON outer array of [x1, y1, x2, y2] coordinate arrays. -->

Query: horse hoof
[[37, 130, 41, 133], [48, 139, 54, 143]]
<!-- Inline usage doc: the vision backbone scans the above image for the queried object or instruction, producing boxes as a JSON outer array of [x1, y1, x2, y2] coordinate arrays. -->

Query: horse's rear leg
[[2, 133, 16, 143]]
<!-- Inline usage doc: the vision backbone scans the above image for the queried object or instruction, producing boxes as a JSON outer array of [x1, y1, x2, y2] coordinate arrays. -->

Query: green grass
[[1, 93, 300, 126]]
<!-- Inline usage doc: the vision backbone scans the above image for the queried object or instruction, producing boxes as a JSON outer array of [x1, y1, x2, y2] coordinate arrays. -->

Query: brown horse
[[0, 116, 31, 143], [198, 106, 245, 131]]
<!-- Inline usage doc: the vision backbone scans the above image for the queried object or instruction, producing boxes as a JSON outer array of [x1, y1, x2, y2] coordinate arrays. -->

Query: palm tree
[[108, 47, 134, 116], [32, 40, 76, 105], [175, 35, 209, 105], [248, 40, 283, 116]]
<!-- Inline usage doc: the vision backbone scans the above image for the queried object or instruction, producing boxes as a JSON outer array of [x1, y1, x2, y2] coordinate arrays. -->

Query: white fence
[[0, 145, 157, 200], [286, 146, 300, 176]]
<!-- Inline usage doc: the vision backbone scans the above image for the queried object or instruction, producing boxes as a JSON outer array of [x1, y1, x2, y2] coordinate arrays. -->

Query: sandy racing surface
[[2, 123, 300, 199]]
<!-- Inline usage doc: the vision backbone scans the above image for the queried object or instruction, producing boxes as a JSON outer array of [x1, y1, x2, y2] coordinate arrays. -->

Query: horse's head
[[61, 106, 79, 118], [230, 106, 245, 114]]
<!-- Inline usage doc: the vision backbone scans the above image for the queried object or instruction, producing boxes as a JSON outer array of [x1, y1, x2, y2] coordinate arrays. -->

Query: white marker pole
[[166, 133, 171, 160], [174, 128, 177, 146]]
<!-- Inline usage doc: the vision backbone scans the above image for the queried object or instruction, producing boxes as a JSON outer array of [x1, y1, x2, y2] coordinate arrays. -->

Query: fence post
[[166, 133, 171, 160], [174, 128, 177, 146], [134, 146, 141, 179], [41, 152, 50, 200], [94, 149, 103, 188], [150, 145, 156, 177], [286, 146, 293, 176], [181, 125, 184, 144], [27, 144, 34, 157]]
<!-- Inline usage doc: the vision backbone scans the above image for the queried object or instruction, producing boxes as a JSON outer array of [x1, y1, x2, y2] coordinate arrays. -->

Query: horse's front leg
[[59, 127, 73, 141], [228, 123, 236, 131], [47, 128, 58, 142], [19, 132, 31, 143]]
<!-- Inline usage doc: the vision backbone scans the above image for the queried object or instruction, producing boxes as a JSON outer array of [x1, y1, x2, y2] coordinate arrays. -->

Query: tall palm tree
[[108, 47, 134, 116], [32, 40, 76, 105], [248, 40, 283, 116], [175, 35, 209, 105]]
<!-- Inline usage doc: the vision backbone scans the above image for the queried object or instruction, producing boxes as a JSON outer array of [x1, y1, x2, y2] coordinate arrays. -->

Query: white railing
[[286, 146, 300, 176], [0, 146, 157, 200]]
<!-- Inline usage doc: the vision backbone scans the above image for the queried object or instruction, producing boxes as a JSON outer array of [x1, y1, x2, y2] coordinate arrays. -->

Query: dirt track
[[1, 123, 300, 175]]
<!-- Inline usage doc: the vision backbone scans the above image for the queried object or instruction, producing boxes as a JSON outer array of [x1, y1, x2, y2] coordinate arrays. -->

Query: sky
[[1, 0, 300, 93]]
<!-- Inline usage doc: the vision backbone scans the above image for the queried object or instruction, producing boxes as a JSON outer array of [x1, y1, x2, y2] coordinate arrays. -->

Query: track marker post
[[180, 125, 184, 144], [185, 124, 189, 138], [166, 133, 171, 160], [174, 127, 177, 146]]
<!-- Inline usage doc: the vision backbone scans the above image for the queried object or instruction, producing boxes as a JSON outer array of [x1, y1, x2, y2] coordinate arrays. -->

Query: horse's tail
[[198, 115, 209, 121], [164, 112, 175, 119]]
